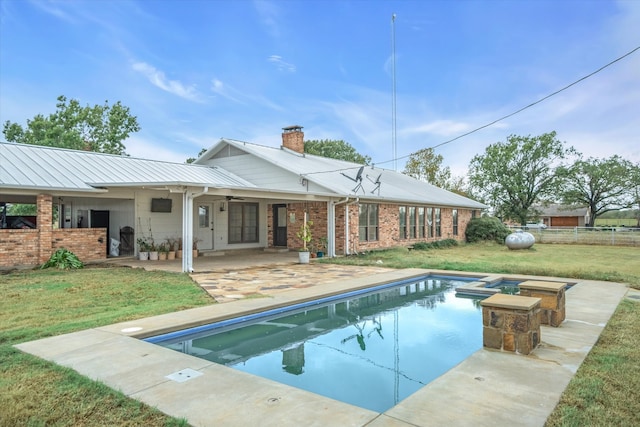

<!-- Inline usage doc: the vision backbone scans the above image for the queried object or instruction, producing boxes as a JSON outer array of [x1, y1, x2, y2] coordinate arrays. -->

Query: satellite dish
[[341, 166, 365, 183]]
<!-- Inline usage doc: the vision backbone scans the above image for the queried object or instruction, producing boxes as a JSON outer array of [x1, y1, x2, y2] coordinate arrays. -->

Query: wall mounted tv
[[151, 198, 172, 213]]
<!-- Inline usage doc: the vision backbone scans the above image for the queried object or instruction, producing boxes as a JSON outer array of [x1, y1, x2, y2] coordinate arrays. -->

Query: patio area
[[106, 250, 394, 302]]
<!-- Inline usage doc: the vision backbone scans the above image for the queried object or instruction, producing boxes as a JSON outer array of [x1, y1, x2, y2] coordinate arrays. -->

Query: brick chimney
[[281, 125, 304, 153]]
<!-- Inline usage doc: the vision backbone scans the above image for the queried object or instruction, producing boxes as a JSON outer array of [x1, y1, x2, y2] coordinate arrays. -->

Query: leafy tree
[[629, 162, 640, 227], [468, 132, 575, 225], [3, 95, 140, 154], [558, 155, 634, 227], [403, 148, 452, 188], [403, 147, 471, 195], [304, 139, 371, 164]]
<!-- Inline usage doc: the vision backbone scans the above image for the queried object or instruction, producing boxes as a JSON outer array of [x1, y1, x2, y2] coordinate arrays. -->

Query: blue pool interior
[[147, 275, 485, 413]]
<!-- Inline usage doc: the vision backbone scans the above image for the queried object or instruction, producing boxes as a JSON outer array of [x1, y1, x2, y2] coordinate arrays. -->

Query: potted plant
[[166, 238, 177, 260], [176, 237, 183, 259], [158, 242, 169, 260], [316, 236, 328, 258], [296, 217, 313, 264], [192, 237, 201, 258], [148, 240, 159, 261], [136, 237, 150, 260]]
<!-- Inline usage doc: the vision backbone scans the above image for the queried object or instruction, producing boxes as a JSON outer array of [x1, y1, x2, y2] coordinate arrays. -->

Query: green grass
[[319, 243, 640, 289], [1, 266, 212, 427], [545, 299, 640, 426], [2, 244, 638, 426]]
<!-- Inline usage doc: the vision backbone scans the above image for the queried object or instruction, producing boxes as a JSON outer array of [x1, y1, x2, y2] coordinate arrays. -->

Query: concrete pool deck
[[16, 261, 631, 426]]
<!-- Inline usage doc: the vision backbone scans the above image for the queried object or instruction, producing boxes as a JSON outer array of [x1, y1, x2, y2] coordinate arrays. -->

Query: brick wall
[[37, 194, 53, 263], [52, 228, 107, 262], [287, 202, 328, 250], [0, 229, 40, 267], [0, 194, 107, 268], [267, 201, 477, 255]]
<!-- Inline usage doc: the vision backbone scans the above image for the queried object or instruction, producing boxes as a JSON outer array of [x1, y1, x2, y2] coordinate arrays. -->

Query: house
[[0, 126, 486, 271], [536, 204, 590, 227]]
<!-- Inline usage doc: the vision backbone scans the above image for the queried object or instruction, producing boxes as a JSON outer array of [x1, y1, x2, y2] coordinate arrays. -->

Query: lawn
[[1, 243, 638, 426], [1, 267, 213, 426]]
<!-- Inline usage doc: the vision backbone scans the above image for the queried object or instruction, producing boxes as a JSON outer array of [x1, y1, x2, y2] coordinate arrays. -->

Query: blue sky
[[1, 0, 639, 176]]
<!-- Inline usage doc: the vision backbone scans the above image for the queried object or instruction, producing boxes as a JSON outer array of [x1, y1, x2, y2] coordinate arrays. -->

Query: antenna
[[391, 13, 397, 171]]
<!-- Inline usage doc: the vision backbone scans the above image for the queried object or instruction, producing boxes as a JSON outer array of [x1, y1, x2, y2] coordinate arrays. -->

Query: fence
[[507, 226, 640, 247]]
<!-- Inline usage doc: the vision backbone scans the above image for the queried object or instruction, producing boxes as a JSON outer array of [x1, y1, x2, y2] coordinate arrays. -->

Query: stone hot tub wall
[[481, 294, 541, 355]]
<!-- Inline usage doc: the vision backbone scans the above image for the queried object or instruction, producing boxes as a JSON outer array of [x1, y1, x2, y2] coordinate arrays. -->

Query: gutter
[[328, 197, 350, 257], [182, 186, 209, 273]]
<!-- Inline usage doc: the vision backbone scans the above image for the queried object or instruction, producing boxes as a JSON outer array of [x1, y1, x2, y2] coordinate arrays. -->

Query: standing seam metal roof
[[202, 138, 487, 209], [0, 142, 256, 191]]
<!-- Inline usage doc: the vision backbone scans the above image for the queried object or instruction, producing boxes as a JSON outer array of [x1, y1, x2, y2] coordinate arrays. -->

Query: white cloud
[[132, 62, 202, 102], [210, 78, 244, 104], [267, 55, 296, 72], [403, 120, 473, 137]]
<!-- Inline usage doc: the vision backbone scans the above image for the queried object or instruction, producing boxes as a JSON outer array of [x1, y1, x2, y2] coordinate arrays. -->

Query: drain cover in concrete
[[166, 368, 203, 383]]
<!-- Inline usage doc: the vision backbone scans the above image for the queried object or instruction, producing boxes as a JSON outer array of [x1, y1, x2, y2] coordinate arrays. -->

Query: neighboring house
[[536, 204, 590, 227], [0, 126, 486, 271]]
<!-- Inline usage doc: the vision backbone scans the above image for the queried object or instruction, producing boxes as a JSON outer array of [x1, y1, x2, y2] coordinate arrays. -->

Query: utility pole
[[391, 13, 398, 171]]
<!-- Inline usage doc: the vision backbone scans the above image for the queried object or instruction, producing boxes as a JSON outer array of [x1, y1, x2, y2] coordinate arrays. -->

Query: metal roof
[[201, 139, 487, 209], [0, 142, 255, 192]]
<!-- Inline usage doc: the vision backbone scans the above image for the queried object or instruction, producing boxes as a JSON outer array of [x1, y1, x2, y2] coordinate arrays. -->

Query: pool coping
[[15, 268, 630, 427]]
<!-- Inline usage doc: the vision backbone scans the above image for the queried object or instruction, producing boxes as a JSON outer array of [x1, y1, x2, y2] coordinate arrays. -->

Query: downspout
[[329, 197, 350, 258], [182, 187, 209, 273], [345, 198, 360, 255]]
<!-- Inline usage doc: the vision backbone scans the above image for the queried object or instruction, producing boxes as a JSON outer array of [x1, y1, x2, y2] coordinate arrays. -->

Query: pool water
[[150, 277, 483, 413]]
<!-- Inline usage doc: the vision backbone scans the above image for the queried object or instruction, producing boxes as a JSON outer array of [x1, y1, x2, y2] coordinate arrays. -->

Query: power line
[[384, 45, 640, 165], [303, 45, 639, 176]]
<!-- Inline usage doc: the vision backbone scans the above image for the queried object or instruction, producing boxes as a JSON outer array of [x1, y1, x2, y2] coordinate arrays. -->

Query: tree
[[558, 155, 634, 227], [629, 162, 640, 227], [468, 132, 575, 225], [403, 148, 452, 188], [3, 95, 140, 155], [304, 139, 371, 164]]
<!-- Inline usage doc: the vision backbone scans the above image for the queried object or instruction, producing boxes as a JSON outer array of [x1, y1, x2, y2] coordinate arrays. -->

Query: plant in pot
[[316, 236, 328, 258], [176, 238, 183, 259], [148, 240, 159, 261], [296, 218, 313, 264], [166, 237, 177, 260], [192, 238, 201, 258], [158, 242, 169, 260], [136, 237, 151, 260]]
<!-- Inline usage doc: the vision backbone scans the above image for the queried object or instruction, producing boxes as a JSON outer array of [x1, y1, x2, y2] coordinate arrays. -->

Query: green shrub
[[412, 239, 459, 250], [465, 217, 510, 244], [41, 248, 84, 270]]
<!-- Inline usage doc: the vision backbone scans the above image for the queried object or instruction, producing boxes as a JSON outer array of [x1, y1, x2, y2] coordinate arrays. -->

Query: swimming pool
[[148, 276, 483, 412]]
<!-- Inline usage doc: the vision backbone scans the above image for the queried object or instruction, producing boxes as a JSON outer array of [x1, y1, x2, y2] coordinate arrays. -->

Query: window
[[427, 207, 433, 238], [399, 206, 406, 239], [418, 207, 425, 238], [409, 206, 416, 239], [198, 205, 209, 228], [435, 208, 441, 237], [452, 209, 458, 236], [359, 204, 378, 242], [228, 203, 259, 243]]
